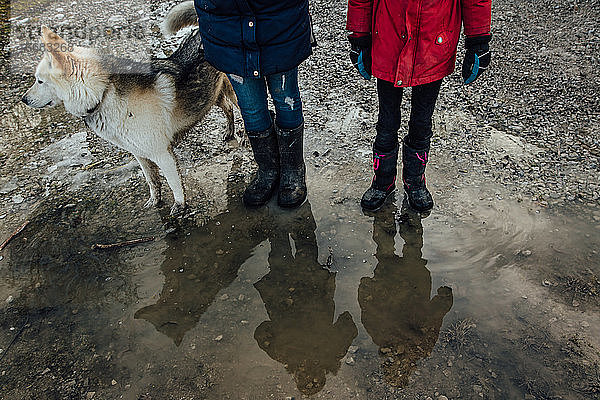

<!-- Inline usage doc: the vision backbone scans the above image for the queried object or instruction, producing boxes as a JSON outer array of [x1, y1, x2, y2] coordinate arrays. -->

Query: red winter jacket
[[347, 0, 492, 87]]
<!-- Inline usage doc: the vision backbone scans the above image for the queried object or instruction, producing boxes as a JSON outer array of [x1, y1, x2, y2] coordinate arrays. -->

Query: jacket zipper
[[372, 0, 381, 34], [409, 0, 423, 85]]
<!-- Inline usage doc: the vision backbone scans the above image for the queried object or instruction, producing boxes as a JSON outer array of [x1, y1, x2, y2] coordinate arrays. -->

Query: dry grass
[[442, 318, 476, 350]]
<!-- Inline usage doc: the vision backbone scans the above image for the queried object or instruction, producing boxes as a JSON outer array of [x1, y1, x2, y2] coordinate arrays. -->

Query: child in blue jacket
[[195, 0, 313, 208]]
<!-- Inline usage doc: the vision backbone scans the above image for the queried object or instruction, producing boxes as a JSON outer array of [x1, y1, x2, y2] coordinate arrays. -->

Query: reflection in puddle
[[254, 201, 357, 395], [135, 178, 359, 395], [135, 173, 452, 395], [134, 174, 273, 345], [2, 158, 597, 398], [360, 204, 453, 387]]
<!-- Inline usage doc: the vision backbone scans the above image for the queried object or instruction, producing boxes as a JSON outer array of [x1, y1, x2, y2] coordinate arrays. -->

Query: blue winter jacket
[[194, 0, 312, 78]]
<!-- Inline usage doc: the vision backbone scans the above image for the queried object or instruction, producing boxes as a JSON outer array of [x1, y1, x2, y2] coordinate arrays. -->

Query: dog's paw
[[169, 202, 186, 216], [144, 196, 162, 208]]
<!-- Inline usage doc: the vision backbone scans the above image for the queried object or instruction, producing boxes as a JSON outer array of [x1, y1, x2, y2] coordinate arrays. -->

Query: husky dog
[[22, 3, 238, 215]]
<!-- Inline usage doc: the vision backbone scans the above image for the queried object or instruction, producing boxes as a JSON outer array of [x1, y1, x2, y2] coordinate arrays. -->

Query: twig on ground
[[91, 236, 155, 250], [0, 317, 29, 363], [0, 220, 30, 252], [82, 160, 104, 170]]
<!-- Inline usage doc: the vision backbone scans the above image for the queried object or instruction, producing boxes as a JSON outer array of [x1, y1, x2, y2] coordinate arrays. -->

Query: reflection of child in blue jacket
[[253, 201, 358, 395], [195, 0, 313, 208]]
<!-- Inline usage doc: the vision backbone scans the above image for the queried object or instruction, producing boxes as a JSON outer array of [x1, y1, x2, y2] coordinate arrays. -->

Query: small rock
[[348, 345, 359, 353], [219, 294, 229, 300], [216, 249, 224, 255], [380, 347, 391, 354], [581, 321, 590, 328], [238, 294, 245, 301], [41, 368, 51, 375], [345, 356, 355, 365], [107, 15, 126, 24], [521, 250, 532, 257], [0, 182, 17, 194], [111, 379, 117, 386], [439, 396, 449, 400], [214, 335, 223, 342], [473, 384, 482, 393], [5, 295, 13, 304], [12, 195, 24, 204], [86, 392, 96, 399]]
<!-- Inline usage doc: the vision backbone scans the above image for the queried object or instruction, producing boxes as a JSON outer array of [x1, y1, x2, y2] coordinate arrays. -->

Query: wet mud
[[1, 158, 599, 399]]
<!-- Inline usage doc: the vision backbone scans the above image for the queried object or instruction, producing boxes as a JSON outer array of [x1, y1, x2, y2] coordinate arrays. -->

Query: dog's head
[[22, 26, 108, 117]]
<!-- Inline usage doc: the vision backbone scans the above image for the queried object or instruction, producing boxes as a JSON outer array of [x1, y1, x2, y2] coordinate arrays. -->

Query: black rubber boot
[[277, 122, 307, 208], [243, 121, 279, 207], [402, 142, 434, 213], [361, 145, 398, 212]]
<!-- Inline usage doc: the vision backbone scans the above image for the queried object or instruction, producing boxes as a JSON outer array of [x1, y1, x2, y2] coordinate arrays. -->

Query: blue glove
[[462, 35, 492, 84], [348, 34, 372, 80]]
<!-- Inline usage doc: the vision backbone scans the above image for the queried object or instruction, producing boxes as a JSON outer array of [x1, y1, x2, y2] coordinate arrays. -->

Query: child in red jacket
[[347, 0, 492, 212]]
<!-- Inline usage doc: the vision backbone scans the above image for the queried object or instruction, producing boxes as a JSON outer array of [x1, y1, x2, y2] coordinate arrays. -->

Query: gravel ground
[[1, 0, 598, 215]]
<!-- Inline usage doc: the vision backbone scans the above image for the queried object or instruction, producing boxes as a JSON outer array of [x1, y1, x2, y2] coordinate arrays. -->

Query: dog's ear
[[40, 25, 73, 74]]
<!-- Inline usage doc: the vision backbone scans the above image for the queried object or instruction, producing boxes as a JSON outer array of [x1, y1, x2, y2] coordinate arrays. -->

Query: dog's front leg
[[136, 155, 163, 208], [153, 150, 185, 215]]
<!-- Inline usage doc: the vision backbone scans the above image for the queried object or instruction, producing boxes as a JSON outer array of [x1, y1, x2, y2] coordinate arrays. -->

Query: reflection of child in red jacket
[[346, 0, 492, 213]]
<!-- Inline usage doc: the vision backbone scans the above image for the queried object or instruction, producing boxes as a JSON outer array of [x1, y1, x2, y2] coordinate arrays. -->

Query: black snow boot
[[243, 120, 279, 207], [277, 122, 307, 208], [402, 142, 434, 213], [361, 145, 398, 212]]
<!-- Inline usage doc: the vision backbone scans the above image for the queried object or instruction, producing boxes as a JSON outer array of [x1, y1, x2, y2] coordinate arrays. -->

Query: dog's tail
[[161, 1, 197, 36]]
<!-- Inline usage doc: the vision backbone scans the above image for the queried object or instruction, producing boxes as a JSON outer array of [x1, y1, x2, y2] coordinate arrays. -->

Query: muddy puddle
[[1, 157, 599, 399]]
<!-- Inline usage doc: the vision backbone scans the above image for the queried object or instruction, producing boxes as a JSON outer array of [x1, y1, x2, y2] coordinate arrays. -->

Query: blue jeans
[[227, 68, 304, 133]]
